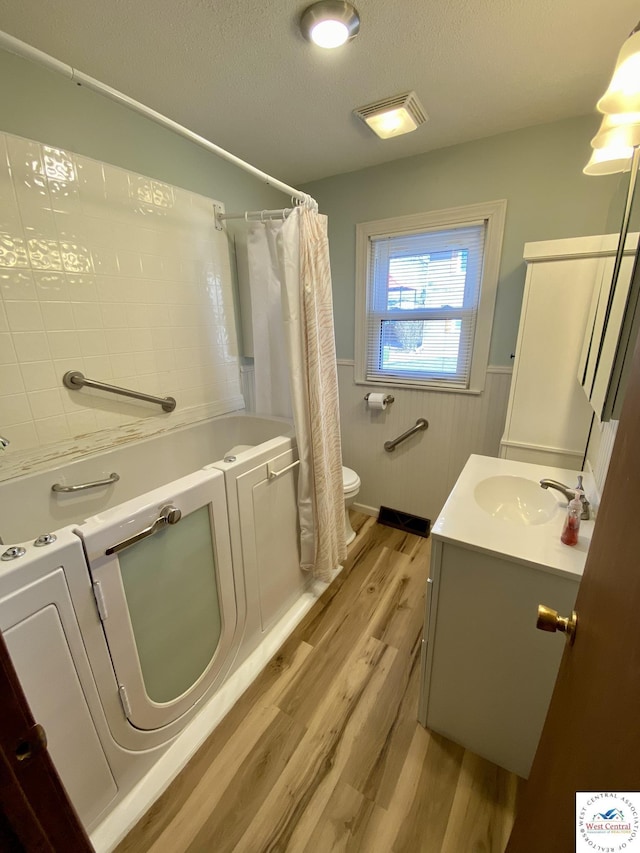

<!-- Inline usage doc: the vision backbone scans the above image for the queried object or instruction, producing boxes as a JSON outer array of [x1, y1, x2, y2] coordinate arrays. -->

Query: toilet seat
[[342, 466, 360, 494]]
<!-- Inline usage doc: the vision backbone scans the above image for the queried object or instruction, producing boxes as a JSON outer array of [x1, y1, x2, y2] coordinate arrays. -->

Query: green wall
[[0, 49, 284, 213], [302, 116, 628, 364], [1, 47, 630, 368]]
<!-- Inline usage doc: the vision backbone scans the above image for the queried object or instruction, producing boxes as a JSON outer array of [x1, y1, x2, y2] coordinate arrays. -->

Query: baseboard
[[352, 501, 378, 517]]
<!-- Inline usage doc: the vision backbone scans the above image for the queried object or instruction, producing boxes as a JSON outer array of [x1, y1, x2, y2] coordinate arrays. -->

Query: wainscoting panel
[[338, 363, 512, 522]]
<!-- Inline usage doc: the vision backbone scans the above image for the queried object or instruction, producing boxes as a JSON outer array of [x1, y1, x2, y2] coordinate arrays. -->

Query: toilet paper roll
[[367, 393, 387, 410]]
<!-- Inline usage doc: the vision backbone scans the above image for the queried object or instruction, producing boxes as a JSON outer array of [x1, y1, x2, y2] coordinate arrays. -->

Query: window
[[355, 200, 506, 392]]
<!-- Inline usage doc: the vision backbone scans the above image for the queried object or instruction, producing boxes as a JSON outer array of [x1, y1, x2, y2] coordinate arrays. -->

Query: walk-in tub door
[[78, 469, 240, 731]]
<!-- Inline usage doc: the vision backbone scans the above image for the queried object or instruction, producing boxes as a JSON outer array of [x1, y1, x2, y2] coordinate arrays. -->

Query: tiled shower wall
[[0, 131, 243, 468]]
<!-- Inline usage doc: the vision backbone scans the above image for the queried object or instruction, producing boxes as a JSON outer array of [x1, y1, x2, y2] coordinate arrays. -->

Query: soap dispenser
[[560, 489, 582, 546]]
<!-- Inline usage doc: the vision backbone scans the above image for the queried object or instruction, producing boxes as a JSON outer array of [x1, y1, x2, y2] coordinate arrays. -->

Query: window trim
[[354, 199, 507, 393]]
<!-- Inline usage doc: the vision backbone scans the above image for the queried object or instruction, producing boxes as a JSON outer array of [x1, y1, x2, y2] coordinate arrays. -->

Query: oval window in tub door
[[78, 468, 241, 732]]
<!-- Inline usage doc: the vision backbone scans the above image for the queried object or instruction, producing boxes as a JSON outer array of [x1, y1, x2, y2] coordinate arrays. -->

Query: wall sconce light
[[354, 92, 428, 139], [300, 1, 360, 49], [583, 144, 634, 176], [597, 26, 640, 114]]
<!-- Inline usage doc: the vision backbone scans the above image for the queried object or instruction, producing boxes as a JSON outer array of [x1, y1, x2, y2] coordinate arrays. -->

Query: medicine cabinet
[[578, 232, 639, 421]]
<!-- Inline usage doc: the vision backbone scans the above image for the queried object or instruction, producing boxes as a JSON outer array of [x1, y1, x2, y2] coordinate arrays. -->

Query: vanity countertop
[[432, 454, 595, 581]]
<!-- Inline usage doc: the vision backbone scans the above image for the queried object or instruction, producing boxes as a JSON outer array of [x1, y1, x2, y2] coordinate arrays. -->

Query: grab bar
[[52, 472, 120, 493], [384, 418, 429, 452], [267, 459, 300, 480], [63, 371, 177, 413], [105, 504, 182, 556]]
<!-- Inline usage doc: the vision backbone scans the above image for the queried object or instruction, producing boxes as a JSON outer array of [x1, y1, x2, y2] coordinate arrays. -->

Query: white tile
[[6, 136, 48, 201], [100, 303, 126, 329], [82, 216, 115, 249], [0, 270, 36, 300], [109, 353, 131, 378], [5, 300, 44, 332], [0, 203, 22, 236], [78, 329, 108, 356], [0, 363, 24, 395], [66, 274, 98, 302], [96, 275, 119, 303], [155, 349, 175, 372], [61, 243, 93, 274], [134, 328, 153, 352], [0, 333, 16, 364], [134, 350, 156, 375], [19, 204, 58, 242], [27, 238, 63, 271], [35, 414, 71, 445], [140, 253, 164, 279], [41, 301, 75, 331], [106, 330, 132, 355], [52, 358, 83, 381], [0, 302, 7, 333], [82, 355, 112, 378], [12, 331, 51, 362], [27, 388, 65, 419], [91, 247, 119, 276], [117, 251, 142, 277], [71, 302, 102, 330], [76, 156, 106, 204], [127, 303, 150, 329], [0, 421, 37, 452], [0, 392, 32, 425], [45, 150, 81, 216], [66, 409, 98, 436], [33, 272, 68, 301], [47, 330, 81, 359], [0, 232, 29, 268], [20, 360, 57, 391], [104, 165, 130, 208], [122, 278, 147, 304]]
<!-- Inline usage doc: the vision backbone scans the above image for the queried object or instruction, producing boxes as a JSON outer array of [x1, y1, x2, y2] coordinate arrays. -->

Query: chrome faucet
[[0, 435, 9, 449], [539, 475, 590, 520]]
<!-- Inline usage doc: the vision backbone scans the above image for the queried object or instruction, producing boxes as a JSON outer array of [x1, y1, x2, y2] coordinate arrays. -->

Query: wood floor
[[116, 513, 523, 853]]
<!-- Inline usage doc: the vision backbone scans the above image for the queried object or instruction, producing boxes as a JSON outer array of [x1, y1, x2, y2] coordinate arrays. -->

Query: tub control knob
[[161, 505, 182, 525], [1, 546, 27, 561], [34, 533, 57, 547]]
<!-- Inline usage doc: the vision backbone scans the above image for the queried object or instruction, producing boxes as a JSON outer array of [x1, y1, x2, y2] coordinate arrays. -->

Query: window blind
[[365, 222, 487, 388]]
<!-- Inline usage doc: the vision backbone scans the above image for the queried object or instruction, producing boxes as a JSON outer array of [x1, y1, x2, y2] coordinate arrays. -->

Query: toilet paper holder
[[364, 393, 394, 405]]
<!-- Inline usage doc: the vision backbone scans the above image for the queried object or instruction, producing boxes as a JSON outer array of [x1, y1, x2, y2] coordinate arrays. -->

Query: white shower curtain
[[247, 206, 346, 581]]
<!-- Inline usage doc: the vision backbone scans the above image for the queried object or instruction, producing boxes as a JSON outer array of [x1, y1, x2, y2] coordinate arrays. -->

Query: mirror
[[580, 132, 640, 423]]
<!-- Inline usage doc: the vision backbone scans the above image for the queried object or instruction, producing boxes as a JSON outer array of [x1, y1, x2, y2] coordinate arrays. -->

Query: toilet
[[342, 466, 361, 545]]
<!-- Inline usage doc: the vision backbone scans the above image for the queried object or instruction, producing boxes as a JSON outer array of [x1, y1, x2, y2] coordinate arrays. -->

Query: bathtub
[[0, 413, 325, 851]]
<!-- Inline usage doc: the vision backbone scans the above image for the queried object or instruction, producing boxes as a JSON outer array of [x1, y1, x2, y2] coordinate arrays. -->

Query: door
[[505, 327, 640, 851], [78, 468, 240, 731]]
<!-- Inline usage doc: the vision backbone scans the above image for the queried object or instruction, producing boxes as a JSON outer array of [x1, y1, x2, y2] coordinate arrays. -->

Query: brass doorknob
[[537, 604, 578, 645]]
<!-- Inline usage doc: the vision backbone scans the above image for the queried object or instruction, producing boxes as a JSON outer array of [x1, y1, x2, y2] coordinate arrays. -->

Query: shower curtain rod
[[0, 30, 316, 208], [217, 207, 294, 223]]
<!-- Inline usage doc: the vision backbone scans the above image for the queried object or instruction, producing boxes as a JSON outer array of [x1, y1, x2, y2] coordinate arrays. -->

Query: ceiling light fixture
[[300, 1, 360, 49], [354, 92, 428, 139]]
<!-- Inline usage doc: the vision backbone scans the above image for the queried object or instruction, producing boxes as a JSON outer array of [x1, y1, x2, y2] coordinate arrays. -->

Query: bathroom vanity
[[418, 454, 593, 779]]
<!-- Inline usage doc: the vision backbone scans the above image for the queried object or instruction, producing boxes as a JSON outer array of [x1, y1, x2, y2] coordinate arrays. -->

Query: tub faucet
[[539, 476, 590, 520], [0, 435, 9, 449]]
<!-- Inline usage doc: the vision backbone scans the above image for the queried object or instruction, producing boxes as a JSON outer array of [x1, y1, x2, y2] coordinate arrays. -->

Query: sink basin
[[473, 475, 560, 526]]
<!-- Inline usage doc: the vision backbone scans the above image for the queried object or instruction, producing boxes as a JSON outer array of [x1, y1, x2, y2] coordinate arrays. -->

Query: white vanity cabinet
[[418, 539, 578, 778], [418, 454, 591, 779], [500, 234, 636, 468]]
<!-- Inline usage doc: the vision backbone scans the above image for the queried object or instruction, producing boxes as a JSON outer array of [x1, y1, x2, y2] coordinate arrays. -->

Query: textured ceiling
[[0, 0, 638, 185]]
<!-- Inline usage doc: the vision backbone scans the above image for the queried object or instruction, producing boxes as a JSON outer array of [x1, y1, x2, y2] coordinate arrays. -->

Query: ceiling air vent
[[354, 91, 428, 139]]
